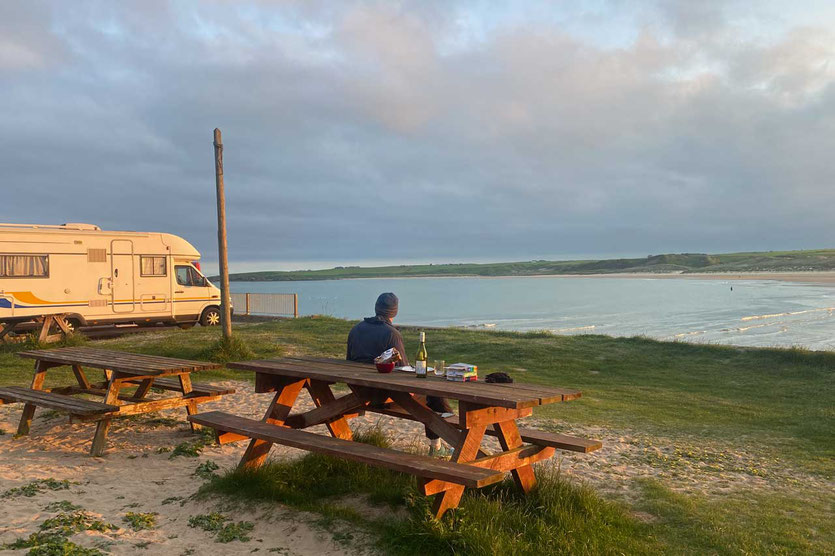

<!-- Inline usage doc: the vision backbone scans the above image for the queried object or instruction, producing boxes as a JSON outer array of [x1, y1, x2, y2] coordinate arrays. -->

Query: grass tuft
[[2, 478, 75, 498], [39, 511, 116, 536], [28, 541, 105, 556], [122, 512, 158, 531], [203, 335, 256, 363], [215, 521, 255, 543], [188, 512, 255, 543], [169, 429, 216, 459], [43, 500, 82, 512], [3, 532, 105, 555], [194, 460, 220, 480], [2, 504, 113, 555]]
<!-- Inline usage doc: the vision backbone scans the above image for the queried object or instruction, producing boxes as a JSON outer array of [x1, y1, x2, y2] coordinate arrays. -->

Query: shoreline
[[535, 271, 835, 285], [230, 271, 835, 286]]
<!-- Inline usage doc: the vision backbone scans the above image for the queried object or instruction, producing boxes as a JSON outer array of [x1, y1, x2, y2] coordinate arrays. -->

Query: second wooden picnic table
[[0, 347, 233, 456], [190, 356, 601, 518]]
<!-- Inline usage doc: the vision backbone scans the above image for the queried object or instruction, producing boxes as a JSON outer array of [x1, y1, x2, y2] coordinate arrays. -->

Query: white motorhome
[[0, 223, 224, 329]]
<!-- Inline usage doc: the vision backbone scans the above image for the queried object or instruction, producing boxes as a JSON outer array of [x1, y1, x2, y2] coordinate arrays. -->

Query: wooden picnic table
[[189, 356, 601, 518], [0, 347, 233, 456]]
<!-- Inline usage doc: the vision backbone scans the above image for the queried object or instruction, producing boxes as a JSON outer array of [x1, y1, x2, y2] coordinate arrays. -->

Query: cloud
[[0, 1, 69, 69], [1, 1, 834, 271]]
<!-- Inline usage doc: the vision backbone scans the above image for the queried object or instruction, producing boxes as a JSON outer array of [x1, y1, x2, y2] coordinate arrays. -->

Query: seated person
[[347, 292, 453, 456], [346, 292, 408, 364]]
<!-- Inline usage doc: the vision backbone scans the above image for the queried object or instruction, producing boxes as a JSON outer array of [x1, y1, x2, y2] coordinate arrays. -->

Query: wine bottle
[[415, 331, 427, 378]]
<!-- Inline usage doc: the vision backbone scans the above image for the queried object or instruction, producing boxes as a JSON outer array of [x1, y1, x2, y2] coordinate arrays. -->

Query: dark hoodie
[[346, 316, 410, 366]]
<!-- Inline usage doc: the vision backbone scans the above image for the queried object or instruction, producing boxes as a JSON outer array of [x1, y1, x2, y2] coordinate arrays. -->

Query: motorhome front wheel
[[201, 307, 221, 326]]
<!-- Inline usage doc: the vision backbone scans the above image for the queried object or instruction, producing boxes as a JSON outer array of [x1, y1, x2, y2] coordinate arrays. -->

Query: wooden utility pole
[[213, 128, 233, 339]]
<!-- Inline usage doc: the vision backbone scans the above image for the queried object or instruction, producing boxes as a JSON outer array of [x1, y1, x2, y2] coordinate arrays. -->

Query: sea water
[[231, 276, 835, 350]]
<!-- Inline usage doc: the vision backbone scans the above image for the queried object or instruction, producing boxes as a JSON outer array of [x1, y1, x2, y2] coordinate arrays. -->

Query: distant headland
[[220, 249, 835, 282]]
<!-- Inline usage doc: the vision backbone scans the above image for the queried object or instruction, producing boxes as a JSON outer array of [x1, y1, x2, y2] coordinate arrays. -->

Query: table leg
[[386, 391, 493, 458], [37, 316, 52, 344], [90, 374, 124, 457], [17, 360, 49, 436], [71, 364, 92, 390], [431, 425, 487, 519], [133, 378, 155, 400], [493, 420, 536, 493], [239, 378, 306, 470], [178, 374, 199, 432], [306, 380, 352, 440], [0, 321, 18, 342]]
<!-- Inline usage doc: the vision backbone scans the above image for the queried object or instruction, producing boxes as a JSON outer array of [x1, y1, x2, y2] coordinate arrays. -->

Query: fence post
[[245, 293, 251, 316], [293, 294, 299, 318]]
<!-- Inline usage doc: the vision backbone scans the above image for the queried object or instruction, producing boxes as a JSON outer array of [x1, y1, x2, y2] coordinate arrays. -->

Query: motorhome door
[[111, 239, 136, 313]]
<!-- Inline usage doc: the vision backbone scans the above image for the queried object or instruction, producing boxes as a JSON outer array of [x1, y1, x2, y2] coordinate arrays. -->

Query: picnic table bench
[[189, 356, 601, 518], [0, 347, 232, 456]]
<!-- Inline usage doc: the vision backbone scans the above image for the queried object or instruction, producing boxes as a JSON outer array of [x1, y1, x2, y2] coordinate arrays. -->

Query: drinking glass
[[434, 360, 445, 377]]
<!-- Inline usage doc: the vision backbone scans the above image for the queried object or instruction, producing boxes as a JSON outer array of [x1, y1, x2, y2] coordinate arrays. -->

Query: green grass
[[220, 248, 835, 281], [636, 480, 834, 555], [1, 316, 832, 553]]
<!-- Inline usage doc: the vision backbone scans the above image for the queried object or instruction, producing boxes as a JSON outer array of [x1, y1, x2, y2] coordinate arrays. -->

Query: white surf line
[[552, 325, 596, 333], [673, 330, 707, 337], [725, 321, 784, 333], [741, 307, 835, 321]]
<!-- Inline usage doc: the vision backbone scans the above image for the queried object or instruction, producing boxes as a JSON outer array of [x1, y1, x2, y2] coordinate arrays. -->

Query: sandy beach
[[571, 271, 835, 285]]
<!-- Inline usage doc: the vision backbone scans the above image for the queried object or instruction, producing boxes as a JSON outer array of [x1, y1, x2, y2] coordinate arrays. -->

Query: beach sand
[[532, 271, 835, 285], [0, 383, 385, 555]]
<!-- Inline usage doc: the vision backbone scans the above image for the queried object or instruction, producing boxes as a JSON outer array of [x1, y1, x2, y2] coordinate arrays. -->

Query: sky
[[2, 1, 834, 273]]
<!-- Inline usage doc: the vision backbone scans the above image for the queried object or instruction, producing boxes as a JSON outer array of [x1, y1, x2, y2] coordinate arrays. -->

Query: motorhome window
[[175, 266, 192, 286], [140, 256, 166, 277], [0, 255, 49, 278]]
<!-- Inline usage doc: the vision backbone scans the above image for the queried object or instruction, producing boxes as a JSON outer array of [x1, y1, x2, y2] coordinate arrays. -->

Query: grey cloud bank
[[1, 1, 834, 272]]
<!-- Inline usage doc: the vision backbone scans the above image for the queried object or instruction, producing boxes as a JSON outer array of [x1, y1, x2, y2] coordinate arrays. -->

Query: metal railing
[[230, 292, 299, 318]]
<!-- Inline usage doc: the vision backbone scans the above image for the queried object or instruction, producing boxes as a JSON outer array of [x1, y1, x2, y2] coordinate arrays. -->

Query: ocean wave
[[673, 330, 706, 338], [741, 307, 835, 321], [552, 325, 596, 333], [722, 321, 784, 333]]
